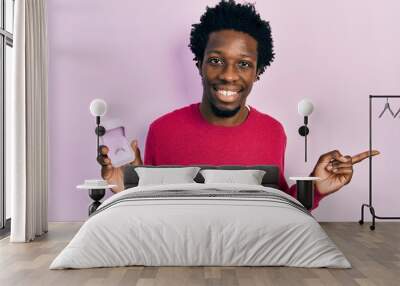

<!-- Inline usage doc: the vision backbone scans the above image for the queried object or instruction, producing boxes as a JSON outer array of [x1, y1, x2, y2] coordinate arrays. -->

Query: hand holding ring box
[[100, 119, 136, 167]]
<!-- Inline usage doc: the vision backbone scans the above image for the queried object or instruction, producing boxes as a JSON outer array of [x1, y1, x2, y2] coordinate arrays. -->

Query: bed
[[50, 165, 351, 269]]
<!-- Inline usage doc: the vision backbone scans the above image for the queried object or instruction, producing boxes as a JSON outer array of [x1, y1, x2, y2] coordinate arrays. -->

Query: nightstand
[[289, 177, 320, 210], [77, 184, 116, 215]]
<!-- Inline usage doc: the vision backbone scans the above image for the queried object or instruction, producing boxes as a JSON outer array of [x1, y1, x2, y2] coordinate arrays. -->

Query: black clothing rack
[[359, 95, 400, 230]]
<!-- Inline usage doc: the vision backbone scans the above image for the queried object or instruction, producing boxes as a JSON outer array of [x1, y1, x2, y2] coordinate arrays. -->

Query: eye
[[208, 57, 224, 66], [238, 61, 252, 69]]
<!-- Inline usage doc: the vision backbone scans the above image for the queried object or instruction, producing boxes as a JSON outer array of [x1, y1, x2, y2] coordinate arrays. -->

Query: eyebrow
[[206, 50, 256, 58]]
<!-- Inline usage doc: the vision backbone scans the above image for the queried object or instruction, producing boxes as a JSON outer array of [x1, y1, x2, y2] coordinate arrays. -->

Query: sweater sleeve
[[278, 133, 325, 210]]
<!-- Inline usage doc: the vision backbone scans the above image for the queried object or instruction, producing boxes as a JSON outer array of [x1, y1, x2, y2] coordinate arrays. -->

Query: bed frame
[[124, 165, 281, 190]]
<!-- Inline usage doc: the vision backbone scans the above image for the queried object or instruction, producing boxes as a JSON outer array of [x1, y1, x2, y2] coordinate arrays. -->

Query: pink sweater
[[144, 103, 324, 209]]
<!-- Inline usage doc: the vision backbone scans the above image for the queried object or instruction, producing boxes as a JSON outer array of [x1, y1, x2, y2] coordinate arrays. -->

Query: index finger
[[352, 150, 380, 164]]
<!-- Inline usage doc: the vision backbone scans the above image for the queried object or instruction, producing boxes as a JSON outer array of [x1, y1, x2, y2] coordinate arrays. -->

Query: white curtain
[[9, 0, 48, 242]]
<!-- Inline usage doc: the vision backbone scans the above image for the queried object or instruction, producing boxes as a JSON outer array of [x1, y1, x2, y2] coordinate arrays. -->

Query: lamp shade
[[89, 99, 107, 117], [297, 99, 314, 116]]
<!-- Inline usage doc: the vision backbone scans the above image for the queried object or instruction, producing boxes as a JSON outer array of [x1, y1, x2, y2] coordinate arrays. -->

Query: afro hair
[[189, 0, 275, 77]]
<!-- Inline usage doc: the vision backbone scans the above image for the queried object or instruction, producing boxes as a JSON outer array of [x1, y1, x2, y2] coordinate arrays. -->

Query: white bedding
[[50, 183, 351, 269]]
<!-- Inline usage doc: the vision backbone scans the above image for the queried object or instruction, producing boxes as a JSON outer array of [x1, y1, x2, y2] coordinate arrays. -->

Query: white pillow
[[200, 169, 266, 185], [135, 167, 201, 186]]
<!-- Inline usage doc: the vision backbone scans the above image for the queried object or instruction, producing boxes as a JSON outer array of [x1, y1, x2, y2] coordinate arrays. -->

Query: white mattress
[[50, 183, 351, 269]]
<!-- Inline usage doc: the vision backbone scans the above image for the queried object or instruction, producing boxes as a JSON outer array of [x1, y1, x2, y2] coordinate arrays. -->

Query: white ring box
[[100, 119, 136, 167]]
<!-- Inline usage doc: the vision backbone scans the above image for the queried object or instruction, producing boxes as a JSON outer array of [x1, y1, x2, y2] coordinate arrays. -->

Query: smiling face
[[200, 29, 259, 119]]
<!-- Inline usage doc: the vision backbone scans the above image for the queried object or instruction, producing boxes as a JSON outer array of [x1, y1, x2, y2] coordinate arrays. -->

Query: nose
[[218, 63, 239, 82]]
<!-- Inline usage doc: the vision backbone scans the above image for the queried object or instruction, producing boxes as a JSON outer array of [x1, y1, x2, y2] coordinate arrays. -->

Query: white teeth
[[217, 90, 238, 97]]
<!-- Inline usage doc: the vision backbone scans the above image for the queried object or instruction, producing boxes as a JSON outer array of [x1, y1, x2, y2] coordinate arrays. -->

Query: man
[[98, 0, 379, 209]]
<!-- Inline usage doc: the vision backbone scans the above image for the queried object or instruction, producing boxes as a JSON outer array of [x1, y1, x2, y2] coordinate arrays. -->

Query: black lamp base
[[95, 126, 106, 137], [298, 126, 309, 136], [296, 180, 314, 210], [88, 189, 106, 215]]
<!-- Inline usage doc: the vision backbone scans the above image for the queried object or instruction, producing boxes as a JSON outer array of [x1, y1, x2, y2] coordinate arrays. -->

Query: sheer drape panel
[[10, 0, 48, 242], [10, 0, 27, 243]]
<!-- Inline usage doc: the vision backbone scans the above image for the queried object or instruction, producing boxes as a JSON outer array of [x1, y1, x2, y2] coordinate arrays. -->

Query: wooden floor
[[0, 222, 399, 286]]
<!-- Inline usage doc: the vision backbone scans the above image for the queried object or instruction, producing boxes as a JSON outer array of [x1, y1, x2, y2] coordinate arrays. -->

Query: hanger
[[378, 97, 395, 118]]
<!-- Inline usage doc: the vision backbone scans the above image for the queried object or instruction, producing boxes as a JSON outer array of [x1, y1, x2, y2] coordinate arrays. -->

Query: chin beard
[[210, 103, 241, 118]]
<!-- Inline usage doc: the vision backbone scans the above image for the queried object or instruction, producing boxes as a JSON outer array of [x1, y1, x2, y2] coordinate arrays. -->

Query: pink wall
[[47, 0, 400, 221]]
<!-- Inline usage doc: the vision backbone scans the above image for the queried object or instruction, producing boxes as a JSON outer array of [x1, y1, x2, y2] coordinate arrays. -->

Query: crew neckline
[[192, 103, 253, 129]]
